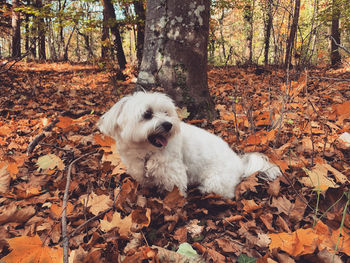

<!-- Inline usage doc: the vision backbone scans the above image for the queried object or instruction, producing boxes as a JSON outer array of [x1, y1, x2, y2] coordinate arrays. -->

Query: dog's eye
[[143, 109, 153, 120]]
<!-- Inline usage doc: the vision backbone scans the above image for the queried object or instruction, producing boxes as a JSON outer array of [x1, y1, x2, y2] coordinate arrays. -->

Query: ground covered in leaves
[[0, 61, 349, 263]]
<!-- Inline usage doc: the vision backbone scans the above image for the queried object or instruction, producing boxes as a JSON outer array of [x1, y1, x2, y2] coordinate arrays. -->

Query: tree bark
[[330, 0, 341, 67], [136, 0, 216, 120], [133, 0, 145, 68], [101, 0, 127, 69], [264, 0, 273, 65], [285, 0, 301, 68], [243, 0, 255, 64], [101, 8, 110, 58], [36, 0, 46, 60], [11, 0, 21, 58]]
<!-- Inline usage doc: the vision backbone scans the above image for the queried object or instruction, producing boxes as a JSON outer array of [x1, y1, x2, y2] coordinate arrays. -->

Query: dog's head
[[98, 92, 180, 148]]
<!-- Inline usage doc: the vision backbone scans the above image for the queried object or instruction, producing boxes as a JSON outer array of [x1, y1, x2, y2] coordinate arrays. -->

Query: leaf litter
[[0, 62, 349, 262]]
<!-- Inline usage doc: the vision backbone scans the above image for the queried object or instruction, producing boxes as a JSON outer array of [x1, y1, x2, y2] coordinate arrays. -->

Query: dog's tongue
[[156, 135, 168, 147]]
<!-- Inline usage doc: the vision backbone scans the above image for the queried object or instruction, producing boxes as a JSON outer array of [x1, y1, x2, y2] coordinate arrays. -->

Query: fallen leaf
[[2, 235, 63, 263], [241, 199, 261, 213], [36, 154, 65, 171], [0, 162, 10, 194], [300, 164, 337, 191], [80, 192, 112, 216], [100, 211, 132, 238]]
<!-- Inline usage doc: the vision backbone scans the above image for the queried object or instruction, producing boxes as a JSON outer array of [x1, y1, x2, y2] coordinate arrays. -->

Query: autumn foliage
[[0, 62, 349, 262]]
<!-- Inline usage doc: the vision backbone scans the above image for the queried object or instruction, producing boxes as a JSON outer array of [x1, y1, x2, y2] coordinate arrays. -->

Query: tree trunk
[[243, 0, 255, 64], [36, 0, 46, 60], [285, 0, 301, 68], [330, 0, 341, 67], [101, 0, 127, 69], [136, 0, 216, 120], [133, 0, 145, 68], [77, 30, 94, 59], [63, 26, 76, 61], [101, 8, 110, 58], [11, 0, 21, 58], [264, 0, 273, 65], [48, 19, 58, 61]]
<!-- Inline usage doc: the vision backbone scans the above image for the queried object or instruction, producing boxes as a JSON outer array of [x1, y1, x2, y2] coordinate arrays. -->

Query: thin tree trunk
[[218, 8, 226, 63], [133, 0, 145, 68], [101, 8, 109, 58], [63, 26, 76, 61], [244, 0, 255, 64], [264, 0, 273, 65], [48, 19, 58, 61], [101, 0, 127, 69], [330, 0, 341, 66], [285, 0, 301, 68], [11, 0, 21, 58]]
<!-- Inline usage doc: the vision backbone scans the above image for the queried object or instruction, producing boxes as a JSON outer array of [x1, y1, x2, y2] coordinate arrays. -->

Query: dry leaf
[[2, 235, 63, 263]]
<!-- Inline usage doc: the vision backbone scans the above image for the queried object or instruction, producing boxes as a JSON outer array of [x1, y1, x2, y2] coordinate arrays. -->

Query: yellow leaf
[[300, 164, 337, 191], [37, 154, 65, 171], [3, 235, 63, 263], [100, 212, 132, 238], [79, 192, 112, 216], [0, 162, 10, 194]]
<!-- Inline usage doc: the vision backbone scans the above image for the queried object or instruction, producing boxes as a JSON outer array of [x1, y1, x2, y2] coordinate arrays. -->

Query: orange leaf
[[3, 235, 63, 263], [241, 199, 261, 212], [94, 134, 115, 147], [56, 116, 74, 130]]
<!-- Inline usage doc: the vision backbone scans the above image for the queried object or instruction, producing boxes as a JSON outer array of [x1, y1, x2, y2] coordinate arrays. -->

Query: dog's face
[[98, 92, 180, 148]]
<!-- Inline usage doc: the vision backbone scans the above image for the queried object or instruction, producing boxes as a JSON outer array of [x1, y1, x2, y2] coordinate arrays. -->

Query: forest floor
[[0, 61, 349, 263]]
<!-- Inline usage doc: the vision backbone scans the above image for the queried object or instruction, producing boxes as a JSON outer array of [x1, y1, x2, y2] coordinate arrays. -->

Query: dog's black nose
[[162, 121, 172, 132]]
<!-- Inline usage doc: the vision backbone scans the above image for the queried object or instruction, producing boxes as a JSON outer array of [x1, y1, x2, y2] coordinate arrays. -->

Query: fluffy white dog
[[98, 92, 281, 199]]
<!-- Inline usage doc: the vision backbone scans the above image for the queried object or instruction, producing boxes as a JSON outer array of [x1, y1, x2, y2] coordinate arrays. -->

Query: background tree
[[101, 0, 127, 69], [330, 0, 341, 66], [285, 0, 301, 68], [136, 0, 216, 120], [133, 0, 145, 68], [263, 0, 273, 65], [11, 0, 21, 58]]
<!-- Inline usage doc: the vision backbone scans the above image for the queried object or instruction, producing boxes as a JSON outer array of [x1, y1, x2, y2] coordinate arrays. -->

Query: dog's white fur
[[98, 92, 281, 198]]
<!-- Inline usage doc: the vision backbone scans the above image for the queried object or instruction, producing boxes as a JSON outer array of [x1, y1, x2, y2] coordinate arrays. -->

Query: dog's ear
[[98, 96, 129, 138]]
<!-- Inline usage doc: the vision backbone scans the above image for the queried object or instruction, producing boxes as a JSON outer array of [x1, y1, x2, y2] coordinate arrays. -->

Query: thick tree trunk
[[11, 0, 21, 58], [330, 0, 341, 66], [133, 0, 145, 68], [264, 0, 273, 65], [136, 0, 216, 120], [101, 0, 127, 69], [285, 0, 301, 68]]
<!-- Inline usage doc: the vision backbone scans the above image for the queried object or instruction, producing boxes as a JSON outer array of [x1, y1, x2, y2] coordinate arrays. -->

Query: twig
[[308, 76, 350, 82], [62, 151, 98, 263], [63, 184, 122, 244], [330, 35, 350, 55], [26, 119, 59, 155]]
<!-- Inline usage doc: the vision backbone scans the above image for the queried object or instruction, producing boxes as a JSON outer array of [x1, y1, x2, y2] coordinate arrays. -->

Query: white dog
[[98, 92, 281, 199]]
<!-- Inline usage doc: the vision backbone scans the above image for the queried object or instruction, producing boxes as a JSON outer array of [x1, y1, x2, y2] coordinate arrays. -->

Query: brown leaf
[[173, 226, 187, 243], [267, 177, 280, 196], [271, 196, 293, 215], [290, 197, 307, 223], [0, 204, 36, 225], [216, 238, 241, 253], [164, 187, 186, 209]]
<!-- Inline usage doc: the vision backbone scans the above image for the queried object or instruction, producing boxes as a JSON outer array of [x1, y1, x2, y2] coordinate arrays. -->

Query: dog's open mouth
[[148, 134, 168, 148]]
